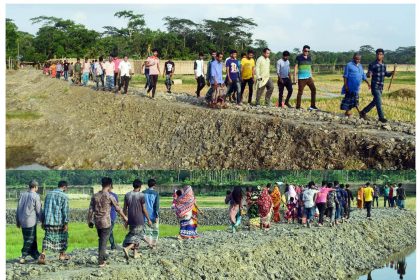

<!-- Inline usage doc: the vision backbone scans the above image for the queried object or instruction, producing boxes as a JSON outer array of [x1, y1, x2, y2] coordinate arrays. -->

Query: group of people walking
[[43, 55, 134, 94], [225, 181, 407, 232], [15, 177, 408, 267], [15, 178, 208, 268], [42, 45, 394, 122], [356, 182, 407, 212]]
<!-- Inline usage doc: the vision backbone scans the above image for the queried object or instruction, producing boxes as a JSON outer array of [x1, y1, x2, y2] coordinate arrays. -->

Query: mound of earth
[[387, 88, 415, 99], [6, 70, 415, 169], [6, 209, 416, 280]]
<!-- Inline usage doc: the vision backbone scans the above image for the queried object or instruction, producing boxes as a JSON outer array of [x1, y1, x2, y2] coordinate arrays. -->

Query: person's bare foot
[[99, 261, 107, 268], [123, 247, 130, 260], [58, 253, 70, 261], [133, 252, 141, 259], [38, 254, 46, 265]]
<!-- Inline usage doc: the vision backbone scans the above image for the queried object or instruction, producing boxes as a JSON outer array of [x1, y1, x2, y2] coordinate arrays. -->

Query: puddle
[[6, 146, 49, 169], [357, 248, 415, 280], [12, 163, 49, 170]]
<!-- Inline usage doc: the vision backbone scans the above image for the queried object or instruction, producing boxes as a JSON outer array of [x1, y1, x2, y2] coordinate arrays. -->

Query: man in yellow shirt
[[363, 182, 374, 219], [241, 50, 256, 104]]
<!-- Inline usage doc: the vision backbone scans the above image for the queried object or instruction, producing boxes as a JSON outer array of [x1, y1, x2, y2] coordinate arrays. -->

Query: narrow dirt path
[[6, 209, 416, 280]]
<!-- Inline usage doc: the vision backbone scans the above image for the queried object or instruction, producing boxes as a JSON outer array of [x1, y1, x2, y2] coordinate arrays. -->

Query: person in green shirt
[[255, 48, 274, 106], [383, 184, 390, 208], [73, 58, 82, 85], [294, 45, 318, 110]]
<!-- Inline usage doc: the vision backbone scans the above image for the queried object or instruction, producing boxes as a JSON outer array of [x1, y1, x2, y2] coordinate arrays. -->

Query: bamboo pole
[[387, 63, 397, 92]]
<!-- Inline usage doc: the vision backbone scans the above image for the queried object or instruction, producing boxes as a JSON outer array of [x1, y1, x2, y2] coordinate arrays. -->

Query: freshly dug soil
[[6, 209, 415, 280], [6, 70, 415, 169]]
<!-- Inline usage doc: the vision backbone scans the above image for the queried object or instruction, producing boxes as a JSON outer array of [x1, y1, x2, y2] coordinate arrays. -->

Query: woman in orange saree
[[271, 183, 282, 223], [357, 186, 365, 209]]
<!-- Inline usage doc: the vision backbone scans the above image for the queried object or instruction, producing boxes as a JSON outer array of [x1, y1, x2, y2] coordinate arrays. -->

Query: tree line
[[6, 170, 415, 187], [6, 12, 415, 65]]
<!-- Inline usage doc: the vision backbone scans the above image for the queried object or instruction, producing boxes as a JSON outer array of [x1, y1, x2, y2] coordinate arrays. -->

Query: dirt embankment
[[6, 209, 416, 280], [6, 70, 415, 169]]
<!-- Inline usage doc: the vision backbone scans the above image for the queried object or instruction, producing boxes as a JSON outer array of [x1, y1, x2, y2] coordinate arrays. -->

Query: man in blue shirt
[[360, 48, 394, 123], [39, 181, 70, 264], [205, 50, 217, 103], [276, 51, 293, 108], [143, 178, 160, 249], [108, 185, 118, 250], [208, 52, 225, 106], [340, 53, 371, 117], [225, 50, 242, 105]]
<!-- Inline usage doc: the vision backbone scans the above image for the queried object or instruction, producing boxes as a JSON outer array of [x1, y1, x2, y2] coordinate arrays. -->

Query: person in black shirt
[[63, 60, 70, 81], [344, 184, 354, 219], [163, 57, 175, 93]]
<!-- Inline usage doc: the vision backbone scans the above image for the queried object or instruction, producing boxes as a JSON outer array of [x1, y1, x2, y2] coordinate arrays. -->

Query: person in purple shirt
[[109, 185, 118, 250], [225, 50, 242, 105]]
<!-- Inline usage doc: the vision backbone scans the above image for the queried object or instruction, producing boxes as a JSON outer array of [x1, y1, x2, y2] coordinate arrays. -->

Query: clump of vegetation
[[6, 110, 41, 120]]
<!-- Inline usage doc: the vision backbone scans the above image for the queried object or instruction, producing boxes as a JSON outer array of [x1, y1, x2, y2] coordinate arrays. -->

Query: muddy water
[[357, 248, 416, 280], [6, 146, 48, 169]]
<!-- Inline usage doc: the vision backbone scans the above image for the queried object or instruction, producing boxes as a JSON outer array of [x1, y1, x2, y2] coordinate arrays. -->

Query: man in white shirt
[[117, 55, 132, 94], [104, 56, 115, 92], [194, 52, 206, 97], [302, 182, 318, 228]]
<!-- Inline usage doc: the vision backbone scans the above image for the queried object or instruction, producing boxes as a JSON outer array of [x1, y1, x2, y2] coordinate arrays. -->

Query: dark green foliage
[[6, 15, 415, 63], [6, 170, 415, 187]]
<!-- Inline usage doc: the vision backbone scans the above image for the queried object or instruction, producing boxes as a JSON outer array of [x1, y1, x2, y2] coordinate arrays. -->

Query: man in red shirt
[[113, 56, 121, 89]]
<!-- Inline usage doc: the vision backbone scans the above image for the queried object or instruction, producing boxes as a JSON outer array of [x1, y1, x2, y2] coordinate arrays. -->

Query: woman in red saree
[[271, 183, 282, 223], [257, 186, 273, 230]]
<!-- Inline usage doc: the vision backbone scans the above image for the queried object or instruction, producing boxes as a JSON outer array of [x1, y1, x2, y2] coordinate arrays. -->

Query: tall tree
[[163, 17, 197, 50]]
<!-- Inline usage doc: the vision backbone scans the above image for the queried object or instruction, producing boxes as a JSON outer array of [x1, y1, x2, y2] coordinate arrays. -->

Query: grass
[[6, 223, 226, 260], [369, 196, 416, 211], [6, 111, 42, 121], [6, 195, 416, 210], [301, 92, 415, 123], [6, 196, 228, 209]]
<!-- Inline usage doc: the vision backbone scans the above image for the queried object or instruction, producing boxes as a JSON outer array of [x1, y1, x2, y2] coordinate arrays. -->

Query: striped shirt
[[296, 54, 312, 79], [43, 189, 69, 226]]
